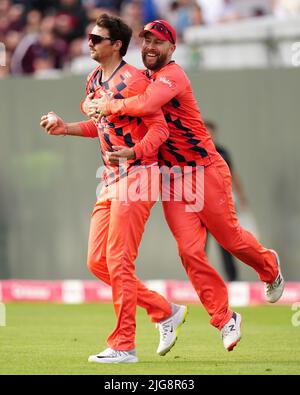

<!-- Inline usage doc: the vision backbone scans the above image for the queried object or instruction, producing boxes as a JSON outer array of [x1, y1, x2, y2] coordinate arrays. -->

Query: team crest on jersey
[[159, 76, 176, 89]]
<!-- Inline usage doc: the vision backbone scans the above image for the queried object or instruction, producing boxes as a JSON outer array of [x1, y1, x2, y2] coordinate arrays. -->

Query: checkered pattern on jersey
[[159, 110, 209, 167], [86, 61, 151, 185]]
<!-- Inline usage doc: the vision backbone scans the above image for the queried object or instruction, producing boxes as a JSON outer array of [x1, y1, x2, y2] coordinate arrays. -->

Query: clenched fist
[[40, 112, 67, 135]]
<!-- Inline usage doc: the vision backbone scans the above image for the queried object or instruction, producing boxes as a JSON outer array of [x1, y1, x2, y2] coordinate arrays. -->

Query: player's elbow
[[87, 252, 107, 280], [157, 123, 170, 143]]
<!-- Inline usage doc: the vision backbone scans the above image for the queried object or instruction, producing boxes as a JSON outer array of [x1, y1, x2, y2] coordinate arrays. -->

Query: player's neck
[[100, 56, 123, 82]]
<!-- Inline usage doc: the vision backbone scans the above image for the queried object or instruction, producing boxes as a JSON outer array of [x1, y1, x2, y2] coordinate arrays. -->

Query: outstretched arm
[[40, 112, 98, 138]]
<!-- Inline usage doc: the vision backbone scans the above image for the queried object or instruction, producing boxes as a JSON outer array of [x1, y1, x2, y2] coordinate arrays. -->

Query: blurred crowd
[[1, 0, 300, 78]]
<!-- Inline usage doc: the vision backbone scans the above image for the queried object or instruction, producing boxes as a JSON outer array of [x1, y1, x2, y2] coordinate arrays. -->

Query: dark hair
[[204, 120, 217, 132], [96, 13, 132, 57]]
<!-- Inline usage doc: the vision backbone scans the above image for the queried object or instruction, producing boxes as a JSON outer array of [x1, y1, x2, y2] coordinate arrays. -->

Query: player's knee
[[87, 253, 105, 276], [179, 244, 206, 265], [87, 256, 97, 276], [218, 231, 243, 254]]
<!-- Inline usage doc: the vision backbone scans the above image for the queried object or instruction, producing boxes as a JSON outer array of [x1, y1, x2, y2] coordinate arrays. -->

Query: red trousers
[[87, 166, 171, 350], [162, 155, 278, 329]]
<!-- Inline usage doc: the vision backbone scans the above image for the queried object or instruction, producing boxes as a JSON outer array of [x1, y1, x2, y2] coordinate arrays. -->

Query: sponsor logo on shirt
[[159, 76, 175, 89], [122, 70, 132, 80]]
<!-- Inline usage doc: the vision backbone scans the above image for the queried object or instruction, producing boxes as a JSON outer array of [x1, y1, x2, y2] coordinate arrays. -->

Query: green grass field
[[0, 303, 299, 375]]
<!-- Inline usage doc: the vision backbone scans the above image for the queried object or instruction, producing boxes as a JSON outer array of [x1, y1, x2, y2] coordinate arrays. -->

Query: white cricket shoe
[[88, 348, 138, 363], [156, 304, 188, 356], [220, 312, 242, 351], [264, 250, 285, 303]]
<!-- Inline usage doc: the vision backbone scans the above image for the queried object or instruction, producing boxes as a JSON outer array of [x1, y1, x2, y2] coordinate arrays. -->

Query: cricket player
[[85, 19, 285, 352], [40, 14, 188, 364]]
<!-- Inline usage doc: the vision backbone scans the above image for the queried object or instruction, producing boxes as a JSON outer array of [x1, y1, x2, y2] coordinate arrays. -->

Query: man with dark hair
[[40, 14, 188, 364], [87, 19, 284, 352], [94, 13, 132, 57]]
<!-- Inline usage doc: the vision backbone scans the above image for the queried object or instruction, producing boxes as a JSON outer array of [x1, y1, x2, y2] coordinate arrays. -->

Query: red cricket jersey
[[105, 61, 219, 168]]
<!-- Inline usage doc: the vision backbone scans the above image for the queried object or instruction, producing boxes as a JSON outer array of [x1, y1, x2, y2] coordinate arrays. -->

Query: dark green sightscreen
[[0, 69, 299, 280]]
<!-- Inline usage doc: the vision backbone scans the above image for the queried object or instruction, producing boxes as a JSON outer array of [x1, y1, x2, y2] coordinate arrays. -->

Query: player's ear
[[113, 40, 123, 53], [166, 45, 174, 59]]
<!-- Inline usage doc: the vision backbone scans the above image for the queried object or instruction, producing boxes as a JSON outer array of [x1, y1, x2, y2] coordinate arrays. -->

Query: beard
[[90, 49, 100, 62], [142, 50, 168, 70]]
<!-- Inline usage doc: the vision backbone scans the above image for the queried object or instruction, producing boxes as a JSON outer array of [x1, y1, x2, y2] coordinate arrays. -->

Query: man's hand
[[106, 146, 135, 165], [40, 112, 67, 135], [89, 93, 112, 119], [83, 94, 103, 122], [82, 92, 94, 115]]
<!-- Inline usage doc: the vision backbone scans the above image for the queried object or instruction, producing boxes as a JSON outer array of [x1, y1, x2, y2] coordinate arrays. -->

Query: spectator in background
[[120, 0, 143, 47], [11, 24, 67, 74], [54, 0, 88, 43], [0, 0, 11, 18], [252, 7, 268, 18], [25, 9, 43, 33], [33, 54, 61, 78], [16, 0, 59, 14], [82, 0, 125, 13], [205, 120, 249, 281], [196, 0, 224, 24], [219, 0, 241, 23], [168, 0, 204, 42], [0, 0, 24, 34], [272, 0, 300, 17], [152, 0, 170, 18], [189, 1, 204, 26], [4, 29, 21, 55], [142, 0, 159, 23], [6, 2, 24, 31], [1, 0, 274, 78], [0, 0, 23, 76], [196, 0, 241, 25]]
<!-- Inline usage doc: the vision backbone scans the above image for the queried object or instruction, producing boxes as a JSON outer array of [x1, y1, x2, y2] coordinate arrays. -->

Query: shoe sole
[[158, 306, 189, 356], [88, 356, 138, 364], [226, 314, 242, 352]]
